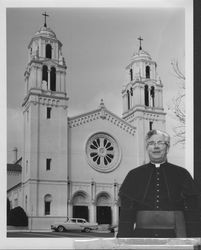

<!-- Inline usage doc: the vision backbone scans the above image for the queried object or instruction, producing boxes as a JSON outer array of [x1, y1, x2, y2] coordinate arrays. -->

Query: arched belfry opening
[[72, 191, 89, 221], [130, 68, 133, 81], [50, 67, 56, 91], [46, 44, 52, 59], [96, 192, 112, 224], [42, 65, 48, 83], [127, 90, 130, 110], [146, 65, 150, 78], [144, 85, 149, 106]]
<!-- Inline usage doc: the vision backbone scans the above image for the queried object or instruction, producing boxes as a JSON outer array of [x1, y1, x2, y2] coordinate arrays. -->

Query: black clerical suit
[[118, 162, 201, 238]]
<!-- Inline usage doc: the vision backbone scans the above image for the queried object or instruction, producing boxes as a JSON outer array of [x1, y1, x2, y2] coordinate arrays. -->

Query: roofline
[[68, 107, 136, 131], [7, 182, 22, 193]]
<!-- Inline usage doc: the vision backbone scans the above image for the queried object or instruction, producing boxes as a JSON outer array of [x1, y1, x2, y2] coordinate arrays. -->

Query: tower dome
[[131, 49, 152, 61], [34, 26, 57, 39]]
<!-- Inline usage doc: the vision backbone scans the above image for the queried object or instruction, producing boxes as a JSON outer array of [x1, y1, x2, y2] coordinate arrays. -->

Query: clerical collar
[[150, 161, 166, 168]]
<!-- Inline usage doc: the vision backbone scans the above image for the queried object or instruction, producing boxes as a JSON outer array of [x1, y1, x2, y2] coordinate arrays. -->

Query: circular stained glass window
[[86, 133, 121, 173]]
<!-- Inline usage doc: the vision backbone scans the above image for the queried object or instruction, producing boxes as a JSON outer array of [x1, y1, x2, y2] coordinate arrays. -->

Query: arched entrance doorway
[[72, 191, 89, 221], [96, 192, 112, 224]]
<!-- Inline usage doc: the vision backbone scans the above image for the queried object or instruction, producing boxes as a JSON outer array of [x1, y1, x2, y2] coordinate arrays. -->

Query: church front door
[[73, 205, 89, 221], [96, 206, 111, 224]]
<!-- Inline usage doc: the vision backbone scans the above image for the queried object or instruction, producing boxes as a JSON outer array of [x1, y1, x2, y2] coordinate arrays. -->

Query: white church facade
[[7, 20, 166, 230]]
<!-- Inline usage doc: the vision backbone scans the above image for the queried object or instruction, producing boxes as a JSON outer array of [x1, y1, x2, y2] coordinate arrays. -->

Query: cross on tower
[[138, 36, 143, 50], [42, 12, 49, 27]]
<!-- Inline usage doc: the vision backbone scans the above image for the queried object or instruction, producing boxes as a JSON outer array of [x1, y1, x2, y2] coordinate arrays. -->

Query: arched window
[[46, 44, 52, 59], [146, 66, 150, 78], [42, 65, 48, 82], [44, 194, 52, 215], [150, 86, 155, 107], [130, 68, 133, 81], [144, 85, 149, 106], [50, 67, 56, 91], [127, 90, 130, 110]]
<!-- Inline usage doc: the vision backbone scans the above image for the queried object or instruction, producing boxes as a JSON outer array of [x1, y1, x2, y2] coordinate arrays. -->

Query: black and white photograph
[[1, 0, 201, 249]]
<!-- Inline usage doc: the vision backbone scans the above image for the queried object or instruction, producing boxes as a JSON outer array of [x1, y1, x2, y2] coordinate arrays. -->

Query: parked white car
[[51, 218, 98, 232]]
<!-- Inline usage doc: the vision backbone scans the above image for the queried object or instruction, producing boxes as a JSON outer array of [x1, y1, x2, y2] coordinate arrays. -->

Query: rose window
[[86, 133, 121, 172]]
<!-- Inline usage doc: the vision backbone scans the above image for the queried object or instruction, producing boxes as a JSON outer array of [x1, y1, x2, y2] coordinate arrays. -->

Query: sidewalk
[[7, 226, 51, 232]]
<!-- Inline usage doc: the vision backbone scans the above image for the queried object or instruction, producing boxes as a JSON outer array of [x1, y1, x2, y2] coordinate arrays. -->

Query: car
[[51, 217, 98, 232]]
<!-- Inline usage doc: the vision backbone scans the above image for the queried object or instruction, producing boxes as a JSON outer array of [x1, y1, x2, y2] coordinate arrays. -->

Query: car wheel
[[57, 226, 65, 232], [84, 228, 91, 233]]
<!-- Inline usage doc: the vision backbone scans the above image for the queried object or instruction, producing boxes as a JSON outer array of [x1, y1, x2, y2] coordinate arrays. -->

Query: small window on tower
[[149, 121, 153, 131], [46, 158, 51, 170], [47, 107, 51, 119]]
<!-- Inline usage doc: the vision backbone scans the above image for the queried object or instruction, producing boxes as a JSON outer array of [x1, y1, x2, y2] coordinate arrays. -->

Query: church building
[[7, 17, 166, 230]]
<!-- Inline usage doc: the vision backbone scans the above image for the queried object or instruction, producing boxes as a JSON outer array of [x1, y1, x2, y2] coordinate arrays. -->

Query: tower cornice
[[22, 89, 69, 108]]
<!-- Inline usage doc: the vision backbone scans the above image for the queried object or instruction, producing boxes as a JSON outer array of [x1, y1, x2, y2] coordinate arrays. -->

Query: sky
[[6, 6, 188, 170]]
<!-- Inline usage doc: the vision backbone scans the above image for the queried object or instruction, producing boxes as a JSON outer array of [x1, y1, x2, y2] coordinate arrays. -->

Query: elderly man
[[118, 130, 201, 238]]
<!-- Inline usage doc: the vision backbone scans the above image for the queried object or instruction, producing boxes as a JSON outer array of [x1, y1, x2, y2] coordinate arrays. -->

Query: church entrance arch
[[72, 191, 89, 221], [96, 192, 112, 224]]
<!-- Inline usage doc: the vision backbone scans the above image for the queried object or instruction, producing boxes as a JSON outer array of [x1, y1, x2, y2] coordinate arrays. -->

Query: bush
[[7, 199, 10, 214], [7, 206, 28, 226]]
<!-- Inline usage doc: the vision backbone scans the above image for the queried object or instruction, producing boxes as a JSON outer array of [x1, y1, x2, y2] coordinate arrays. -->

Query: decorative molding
[[123, 106, 166, 121], [68, 108, 136, 136], [22, 90, 69, 108]]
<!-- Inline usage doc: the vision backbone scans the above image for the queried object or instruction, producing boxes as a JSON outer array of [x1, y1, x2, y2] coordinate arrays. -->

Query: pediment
[[68, 107, 136, 136]]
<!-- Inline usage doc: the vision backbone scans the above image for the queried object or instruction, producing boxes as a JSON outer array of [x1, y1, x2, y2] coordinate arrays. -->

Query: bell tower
[[122, 37, 166, 164], [21, 13, 69, 230]]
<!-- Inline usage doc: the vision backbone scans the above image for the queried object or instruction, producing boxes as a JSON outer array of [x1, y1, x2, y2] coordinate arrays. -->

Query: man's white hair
[[145, 129, 170, 147]]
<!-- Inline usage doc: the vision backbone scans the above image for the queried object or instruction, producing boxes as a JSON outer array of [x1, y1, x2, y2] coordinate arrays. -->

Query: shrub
[[7, 206, 28, 226], [7, 199, 10, 214]]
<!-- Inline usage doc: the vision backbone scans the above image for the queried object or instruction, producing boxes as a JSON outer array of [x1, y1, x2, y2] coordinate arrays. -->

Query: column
[[67, 201, 73, 217], [48, 68, 50, 90], [67, 180, 72, 217], [56, 71, 60, 92], [112, 182, 119, 225], [37, 66, 42, 88], [122, 93, 127, 113], [89, 201, 96, 223], [158, 89, 163, 108], [155, 88, 159, 108], [112, 201, 119, 226], [64, 72, 67, 93], [90, 181, 96, 223], [160, 89, 164, 109], [140, 85, 144, 106], [61, 72, 64, 92]]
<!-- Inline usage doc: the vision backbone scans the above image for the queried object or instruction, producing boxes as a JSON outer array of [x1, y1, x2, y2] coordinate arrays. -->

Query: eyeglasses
[[147, 141, 167, 147]]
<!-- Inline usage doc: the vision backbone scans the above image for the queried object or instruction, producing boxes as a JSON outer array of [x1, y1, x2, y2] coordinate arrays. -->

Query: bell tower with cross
[[21, 13, 69, 229], [122, 37, 166, 164]]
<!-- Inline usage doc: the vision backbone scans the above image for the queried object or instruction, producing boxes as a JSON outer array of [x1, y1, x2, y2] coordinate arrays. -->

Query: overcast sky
[[6, 6, 187, 169]]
